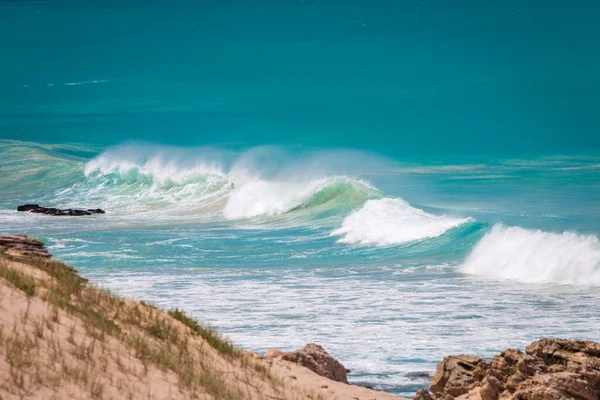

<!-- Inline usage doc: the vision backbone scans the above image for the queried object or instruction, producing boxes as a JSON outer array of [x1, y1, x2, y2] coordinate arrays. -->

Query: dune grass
[[168, 308, 237, 357], [0, 254, 263, 399], [0, 258, 36, 296]]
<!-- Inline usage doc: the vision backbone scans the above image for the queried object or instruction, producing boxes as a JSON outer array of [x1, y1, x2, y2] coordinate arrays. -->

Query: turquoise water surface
[[2, 1, 600, 396]]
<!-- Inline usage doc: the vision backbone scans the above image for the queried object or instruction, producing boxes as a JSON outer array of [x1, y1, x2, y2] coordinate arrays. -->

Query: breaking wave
[[7, 141, 600, 286], [28, 144, 380, 221], [223, 177, 377, 220], [331, 198, 472, 246], [461, 225, 600, 286], [0, 143, 471, 241]]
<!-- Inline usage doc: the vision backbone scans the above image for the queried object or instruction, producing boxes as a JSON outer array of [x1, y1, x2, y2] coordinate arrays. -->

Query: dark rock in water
[[67, 209, 91, 216], [16, 204, 40, 212], [17, 205, 105, 216], [0, 234, 52, 258], [30, 207, 59, 215]]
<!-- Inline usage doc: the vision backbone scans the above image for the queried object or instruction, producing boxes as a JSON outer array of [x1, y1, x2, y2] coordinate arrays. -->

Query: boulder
[[280, 343, 349, 384], [429, 355, 483, 397]]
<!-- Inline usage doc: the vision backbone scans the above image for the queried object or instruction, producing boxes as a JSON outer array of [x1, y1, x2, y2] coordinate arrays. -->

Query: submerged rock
[[17, 205, 105, 216], [269, 343, 350, 384], [419, 338, 600, 400], [0, 234, 52, 258]]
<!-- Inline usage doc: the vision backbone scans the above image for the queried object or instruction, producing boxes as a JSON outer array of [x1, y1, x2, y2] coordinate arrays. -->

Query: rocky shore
[[0, 235, 598, 400], [0, 234, 52, 258], [416, 339, 600, 400]]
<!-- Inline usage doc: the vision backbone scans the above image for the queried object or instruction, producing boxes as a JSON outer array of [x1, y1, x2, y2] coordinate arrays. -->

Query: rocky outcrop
[[429, 355, 483, 397], [265, 343, 349, 384], [0, 234, 52, 258], [17, 204, 105, 216], [416, 338, 600, 400]]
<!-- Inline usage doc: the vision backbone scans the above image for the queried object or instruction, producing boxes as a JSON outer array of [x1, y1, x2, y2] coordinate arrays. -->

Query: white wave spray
[[460, 225, 600, 286], [331, 198, 471, 246], [84, 146, 225, 186], [65, 144, 385, 221], [223, 177, 375, 220]]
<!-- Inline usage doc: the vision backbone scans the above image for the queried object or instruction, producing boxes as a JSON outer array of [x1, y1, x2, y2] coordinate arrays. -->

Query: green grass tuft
[[200, 369, 243, 400], [167, 308, 237, 357], [0, 260, 36, 296]]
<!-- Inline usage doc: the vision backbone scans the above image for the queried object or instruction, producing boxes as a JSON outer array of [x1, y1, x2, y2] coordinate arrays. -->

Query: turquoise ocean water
[[2, 1, 600, 396]]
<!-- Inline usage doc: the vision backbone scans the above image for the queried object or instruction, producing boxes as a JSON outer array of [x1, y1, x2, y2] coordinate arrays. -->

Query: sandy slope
[[0, 249, 404, 400]]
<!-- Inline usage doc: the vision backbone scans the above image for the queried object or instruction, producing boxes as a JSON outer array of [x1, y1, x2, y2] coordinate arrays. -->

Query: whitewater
[[1, 141, 600, 396]]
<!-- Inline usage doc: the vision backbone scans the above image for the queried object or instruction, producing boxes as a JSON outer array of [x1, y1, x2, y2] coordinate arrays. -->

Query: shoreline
[[1, 234, 599, 400], [0, 235, 406, 400]]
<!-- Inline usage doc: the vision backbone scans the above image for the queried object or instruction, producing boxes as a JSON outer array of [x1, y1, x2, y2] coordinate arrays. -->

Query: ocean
[[1, 0, 600, 396]]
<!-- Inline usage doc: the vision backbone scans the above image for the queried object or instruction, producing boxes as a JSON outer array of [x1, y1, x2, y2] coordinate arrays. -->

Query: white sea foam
[[331, 198, 470, 246], [461, 225, 600, 286], [91, 262, 600, 397]]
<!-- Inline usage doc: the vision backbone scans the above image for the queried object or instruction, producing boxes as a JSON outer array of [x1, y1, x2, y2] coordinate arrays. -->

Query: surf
[[330, 198, 472, 246], [223, 177, 378, 220], [0, 143, 390, 223], [460, 224, 600, 286]]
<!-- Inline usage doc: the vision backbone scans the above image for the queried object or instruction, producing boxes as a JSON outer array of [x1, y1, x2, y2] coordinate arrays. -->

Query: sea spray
[[461, 225, 600, 286], [84, 145, 226, 186]]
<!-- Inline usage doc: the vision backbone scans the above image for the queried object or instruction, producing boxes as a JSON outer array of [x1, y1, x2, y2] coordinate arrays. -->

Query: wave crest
[[223, 177, 377, 220], [331, 198, 471, 246], [460, 225, 600, 286]]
